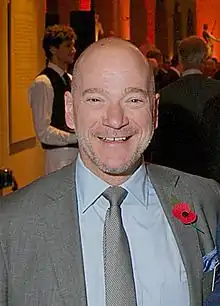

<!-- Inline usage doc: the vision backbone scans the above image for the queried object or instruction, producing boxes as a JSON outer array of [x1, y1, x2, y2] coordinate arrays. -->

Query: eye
[[85, 97, 105, 105], [86, 98, 101, 103], [128, 98, 144, 103]]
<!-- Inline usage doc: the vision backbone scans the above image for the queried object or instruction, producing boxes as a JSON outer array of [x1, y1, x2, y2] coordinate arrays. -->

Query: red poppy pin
[[172, 201, 204, 234]]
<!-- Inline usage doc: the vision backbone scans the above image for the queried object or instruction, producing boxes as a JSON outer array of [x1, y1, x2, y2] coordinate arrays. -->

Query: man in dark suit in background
[[202, 94, 220, 183], [146, 35, 220, 178], [146, 49, 164, 92], [160, 54, 182, 88]]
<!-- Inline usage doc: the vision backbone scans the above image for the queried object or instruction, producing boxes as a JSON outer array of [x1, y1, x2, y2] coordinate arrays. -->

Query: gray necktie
[[103, 186, 137, 306]]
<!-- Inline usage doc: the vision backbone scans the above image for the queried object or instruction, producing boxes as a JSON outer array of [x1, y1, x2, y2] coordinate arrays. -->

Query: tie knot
[[103, 186, 128, 207], [63, 72, 69, 79], [63, 73, 70, 86]]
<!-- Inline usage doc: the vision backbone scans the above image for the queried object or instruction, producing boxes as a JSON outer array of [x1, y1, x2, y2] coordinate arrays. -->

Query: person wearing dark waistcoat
[[29, 24, 78, 175]]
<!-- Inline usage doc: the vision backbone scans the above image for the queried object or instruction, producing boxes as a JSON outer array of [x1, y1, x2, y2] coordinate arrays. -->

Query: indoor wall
[[0, 0, 45, 190]]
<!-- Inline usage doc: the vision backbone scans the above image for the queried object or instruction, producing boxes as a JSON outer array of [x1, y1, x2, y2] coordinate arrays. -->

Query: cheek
[[131, 108, 154, 131], [74, 106, 101, 132]]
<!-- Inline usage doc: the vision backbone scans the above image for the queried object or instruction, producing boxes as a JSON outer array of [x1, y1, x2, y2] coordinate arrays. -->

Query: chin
[[97, 156, 139, 176], [101, 164, 130, 175], [67, 58, 74, 64]]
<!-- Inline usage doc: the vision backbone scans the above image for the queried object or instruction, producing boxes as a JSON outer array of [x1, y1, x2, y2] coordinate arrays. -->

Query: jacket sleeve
[[0, 242, 7, 305], [203, 221, 220, 305]]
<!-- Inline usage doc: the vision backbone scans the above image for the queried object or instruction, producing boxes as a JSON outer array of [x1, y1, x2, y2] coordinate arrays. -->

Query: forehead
[[60, 39, 75, 47], [78, 47, 150, 90]]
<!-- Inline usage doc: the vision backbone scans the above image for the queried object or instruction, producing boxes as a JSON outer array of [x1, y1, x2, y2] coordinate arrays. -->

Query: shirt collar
[[170, 66, 181, 77], [182, 68, 202, 77], [48, 62, 65, 77], [122, 162, 148, 206], [76, 155, 148, 213], [76, 155, 110, 213]]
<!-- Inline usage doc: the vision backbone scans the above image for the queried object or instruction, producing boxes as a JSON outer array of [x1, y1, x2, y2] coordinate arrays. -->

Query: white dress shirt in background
[[28, 62, 78, 175]]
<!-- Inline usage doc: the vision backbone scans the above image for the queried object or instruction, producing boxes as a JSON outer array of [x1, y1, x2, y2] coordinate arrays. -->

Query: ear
[[64, 92, 76, 130], [49, 46, 57, 56], [153, 93, 159, 129]]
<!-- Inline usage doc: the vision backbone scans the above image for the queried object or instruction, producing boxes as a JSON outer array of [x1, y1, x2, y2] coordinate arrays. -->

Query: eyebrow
[[82, 87, 148, 97], [124, 87, 148, 97], [82, 88, 107, 96]]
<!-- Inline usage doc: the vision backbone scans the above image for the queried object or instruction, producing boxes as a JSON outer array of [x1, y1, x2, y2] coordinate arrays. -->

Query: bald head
[[75, 37, 148, 66], [72, 37, 155, 109], [72, 38, 153, 90]]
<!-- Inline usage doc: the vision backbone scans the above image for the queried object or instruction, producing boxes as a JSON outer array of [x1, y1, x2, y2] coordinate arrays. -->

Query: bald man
[[0, 38, 219, 306]]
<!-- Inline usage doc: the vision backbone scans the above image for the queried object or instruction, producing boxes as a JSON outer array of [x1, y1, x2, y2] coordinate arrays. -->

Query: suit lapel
[[148, 163, 203, 306], [42, 164, 87, 306]]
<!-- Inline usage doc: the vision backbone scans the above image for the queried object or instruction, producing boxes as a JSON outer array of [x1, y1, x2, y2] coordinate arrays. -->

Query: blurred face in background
[[203, 58, 216, 78], [50, 39, 76, 67]]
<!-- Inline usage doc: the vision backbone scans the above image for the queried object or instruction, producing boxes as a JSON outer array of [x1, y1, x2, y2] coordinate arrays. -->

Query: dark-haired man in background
[[146, 49, 166, 92], [29, 24, 78, 175], [160, 54, 182, 88]]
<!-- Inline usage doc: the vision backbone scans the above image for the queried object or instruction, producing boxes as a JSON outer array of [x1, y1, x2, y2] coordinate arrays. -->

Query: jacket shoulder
[[147, 163, 220, 194], [0, 164, 75, 214]]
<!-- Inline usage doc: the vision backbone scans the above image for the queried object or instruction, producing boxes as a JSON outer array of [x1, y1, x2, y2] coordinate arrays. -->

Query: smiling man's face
[[72, 39, 157, 184]]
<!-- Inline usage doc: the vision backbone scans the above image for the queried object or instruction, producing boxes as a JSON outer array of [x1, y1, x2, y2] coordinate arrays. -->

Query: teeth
[[100, 137, 127, 141], [106, 137, 115, 141]]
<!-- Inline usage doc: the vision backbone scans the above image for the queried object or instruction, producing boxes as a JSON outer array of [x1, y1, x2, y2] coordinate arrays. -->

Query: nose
[[102, 103, 129, 129]]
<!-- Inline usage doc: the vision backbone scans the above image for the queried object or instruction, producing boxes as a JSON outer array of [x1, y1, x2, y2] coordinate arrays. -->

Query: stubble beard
[[77, 130, 154, 176]]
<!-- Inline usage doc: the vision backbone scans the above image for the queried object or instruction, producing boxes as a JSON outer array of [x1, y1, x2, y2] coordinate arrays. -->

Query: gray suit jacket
[[0, 163, 219, 306]]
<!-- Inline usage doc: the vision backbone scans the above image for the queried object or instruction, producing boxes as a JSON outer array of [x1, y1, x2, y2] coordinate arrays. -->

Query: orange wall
[[196, 0, 220, 59]]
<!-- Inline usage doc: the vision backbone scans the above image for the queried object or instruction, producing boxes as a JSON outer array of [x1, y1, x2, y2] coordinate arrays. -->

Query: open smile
[[97, 136, 131, 142]]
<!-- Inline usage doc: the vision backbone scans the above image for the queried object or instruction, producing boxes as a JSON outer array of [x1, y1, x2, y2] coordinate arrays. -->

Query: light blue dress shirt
[[75, 155, 189, 306]]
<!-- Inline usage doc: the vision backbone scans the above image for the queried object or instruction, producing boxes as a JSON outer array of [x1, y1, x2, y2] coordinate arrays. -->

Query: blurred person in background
[[145, 35, 220, 179], [29, 25, 78, 175], [160, 54, 182, 88], [203, 58, 216, 78], [146, 48, 168, 92], [161, 55, 170, 73]]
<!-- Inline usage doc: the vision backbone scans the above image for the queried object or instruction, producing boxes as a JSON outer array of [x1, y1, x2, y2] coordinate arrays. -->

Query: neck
[[100, 173, 131, 186], [80, 153, 142, 185], [183, 67, 200, 71], [50, 59, 67, 71]]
